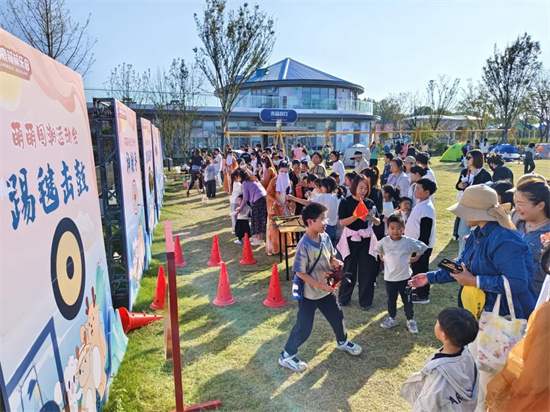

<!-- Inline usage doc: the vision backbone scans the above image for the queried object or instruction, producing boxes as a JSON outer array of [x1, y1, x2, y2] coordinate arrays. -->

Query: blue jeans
[[325, 225, 336, 246]]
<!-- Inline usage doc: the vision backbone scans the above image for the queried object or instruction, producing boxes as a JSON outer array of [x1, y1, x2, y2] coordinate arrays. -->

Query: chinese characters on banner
[[139, 117, 154, 268], [0, 28, 127, 412], [113, 100, 147, 309]]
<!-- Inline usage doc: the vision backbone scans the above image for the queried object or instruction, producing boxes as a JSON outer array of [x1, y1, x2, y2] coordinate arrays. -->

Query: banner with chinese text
[[138, 117, 154, 268], [113, 100, 147, 309], [151, 124, 164, 223], [0, 28, 127, 412]]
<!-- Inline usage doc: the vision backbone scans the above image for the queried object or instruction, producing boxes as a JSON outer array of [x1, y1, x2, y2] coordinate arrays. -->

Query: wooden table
[[273, 216, 307, 280]]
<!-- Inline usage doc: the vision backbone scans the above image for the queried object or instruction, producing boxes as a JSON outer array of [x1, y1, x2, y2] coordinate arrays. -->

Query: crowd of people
[[186, 140, 549, 411]]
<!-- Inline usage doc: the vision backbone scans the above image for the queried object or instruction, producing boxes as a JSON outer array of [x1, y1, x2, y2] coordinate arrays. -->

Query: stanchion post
[[164, 221, 221, 412]]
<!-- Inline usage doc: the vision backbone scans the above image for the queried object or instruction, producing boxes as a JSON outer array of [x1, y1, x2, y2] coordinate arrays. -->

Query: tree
[[532, 68, 550, 142], [1, 0, 96, 76], [143, 58, 204, 159], [376, 93, 406, 131], [482, 33, 541, 142], [402, 91, 428, 130], [426, 74, 460, 130], [104, 62, 147, 117], [456, 79, 494, 132], [194, 0, 275, 146]]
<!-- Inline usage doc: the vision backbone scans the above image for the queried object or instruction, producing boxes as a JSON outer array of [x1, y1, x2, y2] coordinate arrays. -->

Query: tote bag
[[469, 276, 527, 374]]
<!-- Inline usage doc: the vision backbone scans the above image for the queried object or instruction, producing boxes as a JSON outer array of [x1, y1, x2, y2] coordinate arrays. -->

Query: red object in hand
[[296, 186, 303, 198], [325, 266, 343, 288], [353, 201, 369, 221]]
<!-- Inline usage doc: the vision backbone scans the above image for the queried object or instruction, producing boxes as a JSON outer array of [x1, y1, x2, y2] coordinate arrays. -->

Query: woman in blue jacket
[[411, 184, 536, 320]]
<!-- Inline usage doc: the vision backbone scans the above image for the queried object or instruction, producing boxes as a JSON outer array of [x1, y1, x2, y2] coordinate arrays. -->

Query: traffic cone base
[[174, 235, 187, 267], [150, 266, 166, 311], [239, 233, 257, 265], [212, 263, 236, 307], [263, 264, 287, 308], [207, 235, 223, 267], [118, 307, 163, 333]]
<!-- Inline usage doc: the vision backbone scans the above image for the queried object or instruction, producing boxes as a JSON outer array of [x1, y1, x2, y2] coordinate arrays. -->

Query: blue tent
[[493, 144, 520, 154]]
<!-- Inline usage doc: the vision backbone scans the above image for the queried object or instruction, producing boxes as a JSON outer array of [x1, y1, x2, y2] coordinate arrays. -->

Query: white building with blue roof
[[86, 58, 379, 157], [211, 57, 379, 152]]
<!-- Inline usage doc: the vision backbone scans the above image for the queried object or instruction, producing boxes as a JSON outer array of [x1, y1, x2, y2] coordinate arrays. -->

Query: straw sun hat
[[447, 185, 516, 230]]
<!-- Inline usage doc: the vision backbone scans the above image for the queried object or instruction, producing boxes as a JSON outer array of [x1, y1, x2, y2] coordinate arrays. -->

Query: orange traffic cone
[[207, 235, 223, 267], [174, 235, 187, 267], [118, 307, 163, 333], [149, 266, 166, 311], [212, 263, 236, 306], [239, 233, 257, 265], [263, 264, 287, 308]]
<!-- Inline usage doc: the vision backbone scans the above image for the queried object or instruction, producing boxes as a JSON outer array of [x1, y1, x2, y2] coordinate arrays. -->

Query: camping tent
[[441, 143, 466, 162], [342, 143, 370, 167]]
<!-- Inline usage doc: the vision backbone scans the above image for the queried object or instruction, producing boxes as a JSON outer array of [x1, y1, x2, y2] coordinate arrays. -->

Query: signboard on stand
[[0, 28, 127, 412], [113, 100, 147, 309]]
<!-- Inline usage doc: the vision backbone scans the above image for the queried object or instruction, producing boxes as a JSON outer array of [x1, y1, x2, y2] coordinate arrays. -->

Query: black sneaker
[[411, 294, 430, 304], [339, 300, 350, 307]]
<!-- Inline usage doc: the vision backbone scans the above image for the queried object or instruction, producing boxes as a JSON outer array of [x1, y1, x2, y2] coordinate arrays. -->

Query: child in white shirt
[[375, 214, 427, 334], [228, 195, 251, 244], [229, 170, 242, 233]]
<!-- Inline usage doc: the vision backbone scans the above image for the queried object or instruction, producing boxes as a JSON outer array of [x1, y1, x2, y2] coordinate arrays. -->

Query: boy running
[[279, 203, 362, 372]]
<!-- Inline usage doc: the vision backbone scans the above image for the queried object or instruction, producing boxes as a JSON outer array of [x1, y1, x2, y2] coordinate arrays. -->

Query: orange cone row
[[150, 234, 285, 311]]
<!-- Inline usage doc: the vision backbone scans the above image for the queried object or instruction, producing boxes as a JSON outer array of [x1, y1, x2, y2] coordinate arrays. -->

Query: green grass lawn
[[104, 158, 549, 412]]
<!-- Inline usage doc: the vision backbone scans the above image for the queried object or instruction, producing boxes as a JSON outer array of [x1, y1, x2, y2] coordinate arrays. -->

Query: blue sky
[[68, 0, 550, 101]]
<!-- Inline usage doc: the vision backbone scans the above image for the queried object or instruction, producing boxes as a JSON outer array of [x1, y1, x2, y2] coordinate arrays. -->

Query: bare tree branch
[[1, 0, 97, 77]]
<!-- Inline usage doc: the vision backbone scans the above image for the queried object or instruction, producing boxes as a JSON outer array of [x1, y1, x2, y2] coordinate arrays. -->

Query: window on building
[[302, 87, 336, 109]]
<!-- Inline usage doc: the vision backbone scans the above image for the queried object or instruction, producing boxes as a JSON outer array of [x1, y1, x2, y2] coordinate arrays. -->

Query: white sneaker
[[278, 352, 307, 372], [407, 319, 419, 334], [234, 239, 243, 244], [380, 317, 399, 329], [336, 340, 362, 355]]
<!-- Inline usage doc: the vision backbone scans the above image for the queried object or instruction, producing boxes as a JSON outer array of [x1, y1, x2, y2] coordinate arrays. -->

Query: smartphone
[[437, 258, 463, 274]]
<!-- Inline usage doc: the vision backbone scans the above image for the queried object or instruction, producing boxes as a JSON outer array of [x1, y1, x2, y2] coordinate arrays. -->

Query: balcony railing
[[84, 89, 373, 114]]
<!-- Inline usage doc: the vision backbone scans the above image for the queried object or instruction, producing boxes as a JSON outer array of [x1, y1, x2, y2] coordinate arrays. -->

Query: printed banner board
[[113, 100, 147, 309], [138, 117, 154, 267], [151, 124, 164, 222], [0, 28, 127, 412]]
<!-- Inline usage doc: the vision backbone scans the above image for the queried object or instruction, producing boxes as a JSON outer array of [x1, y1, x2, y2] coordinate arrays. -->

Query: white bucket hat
[[447, 185, 516, 230]]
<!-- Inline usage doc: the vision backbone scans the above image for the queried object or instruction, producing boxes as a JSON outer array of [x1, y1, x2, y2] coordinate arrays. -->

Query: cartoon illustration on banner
[[0, 29, 127, 412]]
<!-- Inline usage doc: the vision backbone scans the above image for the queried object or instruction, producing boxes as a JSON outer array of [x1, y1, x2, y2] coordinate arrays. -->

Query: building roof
[[241, 58, 364, 94]]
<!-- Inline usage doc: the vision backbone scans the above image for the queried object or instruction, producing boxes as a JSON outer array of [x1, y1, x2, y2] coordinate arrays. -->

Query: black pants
[[386, 279, 413, 320], [206, 180, 216, 198], [235, 219, 250, 241], [339, 237, 377, 307], [188, 169, 203, 191], [524, 158, 536, 174], [411, 248, 432, 298], [369, 158, 378, 167], [284, 293, 347, 356]]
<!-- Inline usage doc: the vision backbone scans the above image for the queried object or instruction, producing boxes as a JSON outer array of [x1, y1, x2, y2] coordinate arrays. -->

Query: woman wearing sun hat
[[410, 184, 536, 320]]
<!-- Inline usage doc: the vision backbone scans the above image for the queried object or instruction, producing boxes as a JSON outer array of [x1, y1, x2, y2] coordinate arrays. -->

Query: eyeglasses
[[465, 156, 472, 160]]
